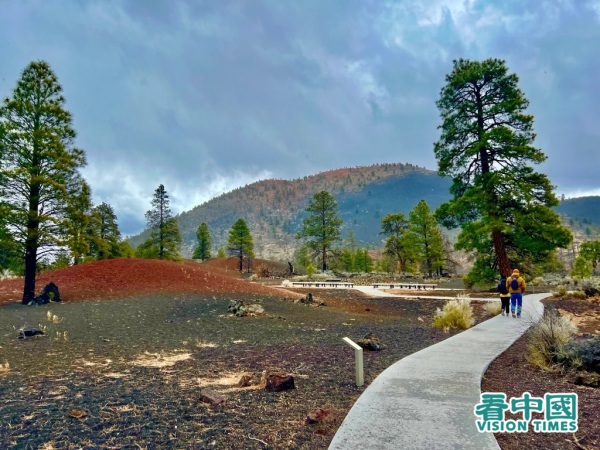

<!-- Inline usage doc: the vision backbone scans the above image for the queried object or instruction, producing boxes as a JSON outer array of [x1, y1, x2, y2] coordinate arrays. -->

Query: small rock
[[264, 372, 295, 392], [238, 372, 264, 387], [200, 388, 227, 406], [246, 304, 265, 315], [306, 408, 336, 425], [68, 409, 87, 419], [356, 331, 384, 351], [18, 328, 45, 339]]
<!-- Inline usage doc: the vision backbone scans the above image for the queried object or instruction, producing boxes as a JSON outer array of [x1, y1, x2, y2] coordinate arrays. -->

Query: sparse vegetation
[[552, 284, 568, 298], [527, 309, 578, 370], [433, 294, 474, 332], [483, 302, 502, 316]]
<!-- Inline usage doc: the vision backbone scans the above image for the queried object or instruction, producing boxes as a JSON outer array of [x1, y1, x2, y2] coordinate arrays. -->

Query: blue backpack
[[510, 277, 519, 290]]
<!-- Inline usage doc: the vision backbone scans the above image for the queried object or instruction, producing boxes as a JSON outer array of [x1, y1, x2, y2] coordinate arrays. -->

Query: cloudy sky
[[1, 0, 599, 235]]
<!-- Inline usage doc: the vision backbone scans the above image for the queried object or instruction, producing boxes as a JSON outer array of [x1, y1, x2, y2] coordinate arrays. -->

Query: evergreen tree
[[139, 184, 181, 260], [354, 248, 373, 273], [90, 202, 122, 260], [193, 222, 211, 261], [64, 179, 94, 264], [580, 240, 600, 274], [434, 58, 571, 280], [408, 200, 445, 277], [571, 256, 592, 279], [297, 191, 342, 271], [227, 218, 254, 271], [380, 212, 410, 273], [0, 222, 20, 273], [0, 61, 87, 303]]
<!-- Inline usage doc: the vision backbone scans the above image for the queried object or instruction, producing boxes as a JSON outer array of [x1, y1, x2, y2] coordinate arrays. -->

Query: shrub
[[0, 269, 16, 281], [552, 285, 567, 298], [483, 302, 502, 316], [462, 274, 474, 289], [305, 263, 316, 279], [433, 294, 474, 332], [561, 336, 600, 373], [527, 309, 578, 370], [580, 279, 600, 298], [572, 290, 587, 299]]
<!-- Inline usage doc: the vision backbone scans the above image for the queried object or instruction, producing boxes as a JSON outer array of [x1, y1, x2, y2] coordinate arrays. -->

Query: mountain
[[129, 163, 452, 260], [128, 166, 600, 261], [555, 196, 600, 227]]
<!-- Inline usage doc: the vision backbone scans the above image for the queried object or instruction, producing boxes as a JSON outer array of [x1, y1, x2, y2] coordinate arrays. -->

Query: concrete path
[[329, 293, 549, 450], [354, 286, 497, 302]]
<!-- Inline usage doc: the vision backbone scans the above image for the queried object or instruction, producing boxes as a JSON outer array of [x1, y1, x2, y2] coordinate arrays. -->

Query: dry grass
[[432, 294, 474, 332], [483, 302, 502, 316], [527, 309, 578, 370]]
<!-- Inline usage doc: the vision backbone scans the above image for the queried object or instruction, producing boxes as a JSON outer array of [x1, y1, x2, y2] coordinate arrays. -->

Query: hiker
[[497, 275, 510, 316], [506, 268, 526, 318]]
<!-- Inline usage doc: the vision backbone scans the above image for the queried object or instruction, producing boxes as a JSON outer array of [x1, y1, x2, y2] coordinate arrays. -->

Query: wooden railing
[[290, 281, 355, 288], [372, 283, 436, 290]]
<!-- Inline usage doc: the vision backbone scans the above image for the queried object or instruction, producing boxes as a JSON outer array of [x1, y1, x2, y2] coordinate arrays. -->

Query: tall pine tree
[[228, 219, 254, 271], [193, 222, 211, 261], [380, 212, 411, 273], [408, 200, 445, 277], [90, 202, 122, 260], [63, 179, 94, 264], [139, 184, 181, 260], [297, 191, 342, 271], [434, 58, 571, 280], [0, 61, 87, 303]]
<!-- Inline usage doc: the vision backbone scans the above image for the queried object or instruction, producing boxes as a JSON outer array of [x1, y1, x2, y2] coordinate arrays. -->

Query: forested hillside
[[556, 196, 600, 227], [130, 163, 452, 259]]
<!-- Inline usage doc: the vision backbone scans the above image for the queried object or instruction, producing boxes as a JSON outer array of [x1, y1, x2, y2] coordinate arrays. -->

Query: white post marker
[[342, 337, 364, 387]]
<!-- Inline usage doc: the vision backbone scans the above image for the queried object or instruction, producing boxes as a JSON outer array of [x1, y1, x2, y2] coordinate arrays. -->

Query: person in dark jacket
[[498, 276, 510, 316]]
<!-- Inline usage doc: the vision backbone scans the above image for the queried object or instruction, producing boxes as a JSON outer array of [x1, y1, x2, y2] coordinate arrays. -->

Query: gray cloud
[[1, 0, 599, 235]]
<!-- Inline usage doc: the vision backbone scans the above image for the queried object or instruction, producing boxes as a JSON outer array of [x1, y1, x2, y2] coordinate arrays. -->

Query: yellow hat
[[512, 269, 520, 276]]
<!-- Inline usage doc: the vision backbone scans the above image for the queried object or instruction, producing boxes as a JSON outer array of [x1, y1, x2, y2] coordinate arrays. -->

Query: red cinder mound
[[0, 258, 286, 304]]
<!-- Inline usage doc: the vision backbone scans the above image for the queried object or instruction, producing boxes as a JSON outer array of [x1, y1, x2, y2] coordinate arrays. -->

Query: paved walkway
[[329, 293, 549, 450], [354, 286, 497, 301]]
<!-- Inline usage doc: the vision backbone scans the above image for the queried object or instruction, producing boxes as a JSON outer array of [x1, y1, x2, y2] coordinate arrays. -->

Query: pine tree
[[64, 179, 94, 264], [90, 202, 122, 260], [0, 61, 87, 303], [297, 191, 342, 271], [408, 200, 445, 277], [139, 184, 182, 260], [193, 222, 211, 261], [228, 219, 254, 271], [380, 212, 410, 273], [434, 58, 571, 279], [580, 241, 600, 274]]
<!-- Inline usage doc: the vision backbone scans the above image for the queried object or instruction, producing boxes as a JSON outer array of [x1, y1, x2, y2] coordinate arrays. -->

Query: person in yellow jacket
[[506, 268, 526, 318]]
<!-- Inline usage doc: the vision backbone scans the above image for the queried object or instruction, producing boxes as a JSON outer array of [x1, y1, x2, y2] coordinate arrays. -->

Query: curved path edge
[[329, 293, 549, 450]]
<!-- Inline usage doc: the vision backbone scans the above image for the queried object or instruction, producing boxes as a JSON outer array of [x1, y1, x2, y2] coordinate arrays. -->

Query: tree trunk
[[239, 252, 243, 271], [322, 246, 327, 271], [22, 185, 41, 304], [492, 228, 511, 276]]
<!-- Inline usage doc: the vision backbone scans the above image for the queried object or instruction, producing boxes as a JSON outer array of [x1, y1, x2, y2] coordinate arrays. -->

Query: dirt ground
[[0, 259, 487, 449], [483, 296, 600, 450], [1, 259, 598, 449]]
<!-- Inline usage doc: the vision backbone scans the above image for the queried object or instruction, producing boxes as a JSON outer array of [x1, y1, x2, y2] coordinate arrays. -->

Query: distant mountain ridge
[[129, 163, 452, 260], [128, 165, 600, 261], [555, 196, 600, 227]]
